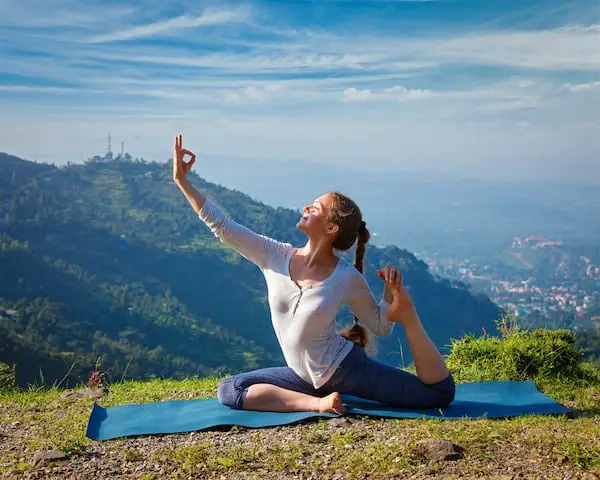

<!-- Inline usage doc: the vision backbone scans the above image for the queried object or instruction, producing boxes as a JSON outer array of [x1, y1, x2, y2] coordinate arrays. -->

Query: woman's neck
[[298, 239, 337, 268]]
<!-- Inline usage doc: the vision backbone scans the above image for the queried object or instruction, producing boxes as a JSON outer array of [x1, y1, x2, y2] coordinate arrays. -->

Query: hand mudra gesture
[[173, 134, 196, 182], [376, 265, 403, 292], [376, 265, 416, 324]]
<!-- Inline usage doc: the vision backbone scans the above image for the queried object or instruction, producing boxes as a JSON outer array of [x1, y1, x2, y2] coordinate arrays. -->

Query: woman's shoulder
[[263, 239, 295, 270], [335, 256, 362, 282], [338, 258, 374, 290], [336, 255, 360, 271]]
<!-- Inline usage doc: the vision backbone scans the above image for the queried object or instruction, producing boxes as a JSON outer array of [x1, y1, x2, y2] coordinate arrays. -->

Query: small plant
[[124, 448, 144, 462], [57, 438, 88, 458], [88, 357, 105, 389], [330, 430, 367, 448], [0, 361, 17, 390], [496, 313, 521, 339]]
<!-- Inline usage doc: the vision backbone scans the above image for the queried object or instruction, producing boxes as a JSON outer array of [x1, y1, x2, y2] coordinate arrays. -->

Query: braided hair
[[328, 192, 376, 356]]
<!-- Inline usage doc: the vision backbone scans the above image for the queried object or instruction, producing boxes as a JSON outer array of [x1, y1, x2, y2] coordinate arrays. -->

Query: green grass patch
[[99, 376, 221, 407]]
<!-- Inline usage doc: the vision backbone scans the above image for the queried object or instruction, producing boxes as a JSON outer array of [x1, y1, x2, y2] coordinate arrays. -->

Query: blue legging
[[217, 343, 455, 410]]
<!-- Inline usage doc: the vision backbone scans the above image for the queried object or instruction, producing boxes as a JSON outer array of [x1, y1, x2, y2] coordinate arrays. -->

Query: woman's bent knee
[[419, 373, 456, 409], [434, 373, 456, 408], [217, 377, 245, 409]]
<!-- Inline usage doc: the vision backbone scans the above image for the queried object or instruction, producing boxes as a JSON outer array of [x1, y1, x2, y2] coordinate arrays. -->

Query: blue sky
[[1, 0, 599, 183]]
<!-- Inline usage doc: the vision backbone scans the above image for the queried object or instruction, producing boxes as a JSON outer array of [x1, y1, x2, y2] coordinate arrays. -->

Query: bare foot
[[389, 287, 419, 326], [318, 392, 346, 414]]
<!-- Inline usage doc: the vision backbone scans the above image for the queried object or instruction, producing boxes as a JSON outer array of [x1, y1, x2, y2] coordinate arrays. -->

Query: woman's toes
[[318, 392, 346, 414]]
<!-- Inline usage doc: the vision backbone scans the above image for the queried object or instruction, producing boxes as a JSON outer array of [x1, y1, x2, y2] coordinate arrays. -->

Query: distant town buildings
[[425, 235, 600, 327]]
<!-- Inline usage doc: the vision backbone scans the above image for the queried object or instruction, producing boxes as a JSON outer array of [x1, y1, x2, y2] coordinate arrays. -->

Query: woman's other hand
[[376, 266, 416, 324]]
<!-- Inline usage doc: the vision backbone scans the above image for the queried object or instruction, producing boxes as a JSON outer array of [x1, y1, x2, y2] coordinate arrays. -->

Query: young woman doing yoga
[[173, 134, 455, 415]]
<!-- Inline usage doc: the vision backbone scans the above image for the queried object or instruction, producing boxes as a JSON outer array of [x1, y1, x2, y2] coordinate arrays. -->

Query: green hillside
[[0, 152, 503, 388]]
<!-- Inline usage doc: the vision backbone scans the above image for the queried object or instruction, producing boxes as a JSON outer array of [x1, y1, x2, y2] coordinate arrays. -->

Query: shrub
[[447, 316, 593, 384]]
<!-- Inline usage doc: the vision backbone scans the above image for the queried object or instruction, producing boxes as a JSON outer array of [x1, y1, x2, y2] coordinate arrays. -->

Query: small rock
[[88, 387, 109, 400], [62, 390, 83, 400], [33, 449, 67, 467], [61, 387, 108, 401], [327, 417, 352, 428], [413, 438, 464, 462], [11, 422, 20, 427], [420, 465, 438, 476]]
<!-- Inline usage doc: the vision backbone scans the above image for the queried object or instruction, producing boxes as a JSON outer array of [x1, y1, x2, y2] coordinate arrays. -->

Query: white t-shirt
[[199, 198, 395, 389]]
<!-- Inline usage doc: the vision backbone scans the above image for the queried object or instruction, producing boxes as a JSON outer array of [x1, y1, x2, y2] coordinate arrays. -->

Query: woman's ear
[[326, 223, 339, 236]]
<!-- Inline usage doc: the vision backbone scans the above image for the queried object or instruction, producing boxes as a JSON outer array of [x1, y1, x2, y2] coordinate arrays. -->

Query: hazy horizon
[[7, 149, 599, 262]]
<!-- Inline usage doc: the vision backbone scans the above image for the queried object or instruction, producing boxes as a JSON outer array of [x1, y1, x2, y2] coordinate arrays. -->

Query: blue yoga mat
[[86, 380, 571, 441]]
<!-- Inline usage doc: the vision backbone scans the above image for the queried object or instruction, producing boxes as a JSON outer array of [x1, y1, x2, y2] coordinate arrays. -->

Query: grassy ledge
[[1, 326, 599, 479]]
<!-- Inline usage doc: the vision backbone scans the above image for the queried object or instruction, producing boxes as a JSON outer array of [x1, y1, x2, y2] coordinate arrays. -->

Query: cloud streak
[[563, 80, 600, 92], [342, 85, 431, 102], [0, 85, 75, 93], [85, 9, 250, 43]]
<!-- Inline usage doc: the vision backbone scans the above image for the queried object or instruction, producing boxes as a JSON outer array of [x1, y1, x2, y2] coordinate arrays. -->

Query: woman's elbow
[[372, 324, 394, 338]]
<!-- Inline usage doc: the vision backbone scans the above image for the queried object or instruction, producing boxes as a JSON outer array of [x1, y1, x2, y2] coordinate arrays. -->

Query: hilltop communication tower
[[105, 133, 113, 160]]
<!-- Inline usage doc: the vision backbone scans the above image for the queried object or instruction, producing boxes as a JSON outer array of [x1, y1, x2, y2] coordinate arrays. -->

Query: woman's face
[[296, 192, 339, 239]]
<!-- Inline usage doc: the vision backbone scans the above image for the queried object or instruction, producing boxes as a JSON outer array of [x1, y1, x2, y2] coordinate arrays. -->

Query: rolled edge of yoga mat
[[85, 403, 107, 440]]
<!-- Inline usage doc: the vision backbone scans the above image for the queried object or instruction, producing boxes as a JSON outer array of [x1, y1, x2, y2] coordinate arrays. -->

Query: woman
[[173, 134, 455, 415]]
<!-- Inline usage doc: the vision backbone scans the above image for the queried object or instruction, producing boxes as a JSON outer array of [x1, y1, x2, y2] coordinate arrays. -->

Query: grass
[[1, 326, 599, 479]]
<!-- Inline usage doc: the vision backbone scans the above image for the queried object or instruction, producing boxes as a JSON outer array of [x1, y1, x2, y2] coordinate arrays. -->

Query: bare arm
[[175, 176, 206, 214]]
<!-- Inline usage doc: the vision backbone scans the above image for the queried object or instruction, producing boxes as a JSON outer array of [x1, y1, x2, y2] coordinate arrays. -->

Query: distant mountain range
[[0, 152, 502, 388]]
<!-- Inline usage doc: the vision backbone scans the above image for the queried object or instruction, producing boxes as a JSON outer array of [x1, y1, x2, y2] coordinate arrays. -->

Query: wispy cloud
[[342, 88, 372, 102], [563, 80, 600, 92], [223, 84, 285, 103], [342, 85, 431, 102], [419, 25, 600, 71], [0, 0, 135, 28], [0, 85, 76, 93], [85, 8, 250, 44]]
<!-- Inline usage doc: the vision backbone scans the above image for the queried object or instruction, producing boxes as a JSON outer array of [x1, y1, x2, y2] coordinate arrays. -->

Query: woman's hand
[[376, 265, 403, 293], [376, 266, 416, 324], [173, 134, 196, 182]]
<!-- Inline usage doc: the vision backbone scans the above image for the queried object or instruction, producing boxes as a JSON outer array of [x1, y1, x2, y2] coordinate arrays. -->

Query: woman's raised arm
[[173, 134, 289, 270]]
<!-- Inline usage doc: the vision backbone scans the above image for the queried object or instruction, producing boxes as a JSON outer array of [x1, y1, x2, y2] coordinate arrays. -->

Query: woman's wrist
[[383, 284, 394, 304], [174, 176, 188, 187]]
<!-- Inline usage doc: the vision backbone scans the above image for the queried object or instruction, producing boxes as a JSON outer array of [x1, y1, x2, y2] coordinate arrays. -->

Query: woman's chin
[[296, 221, 311, 233]]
